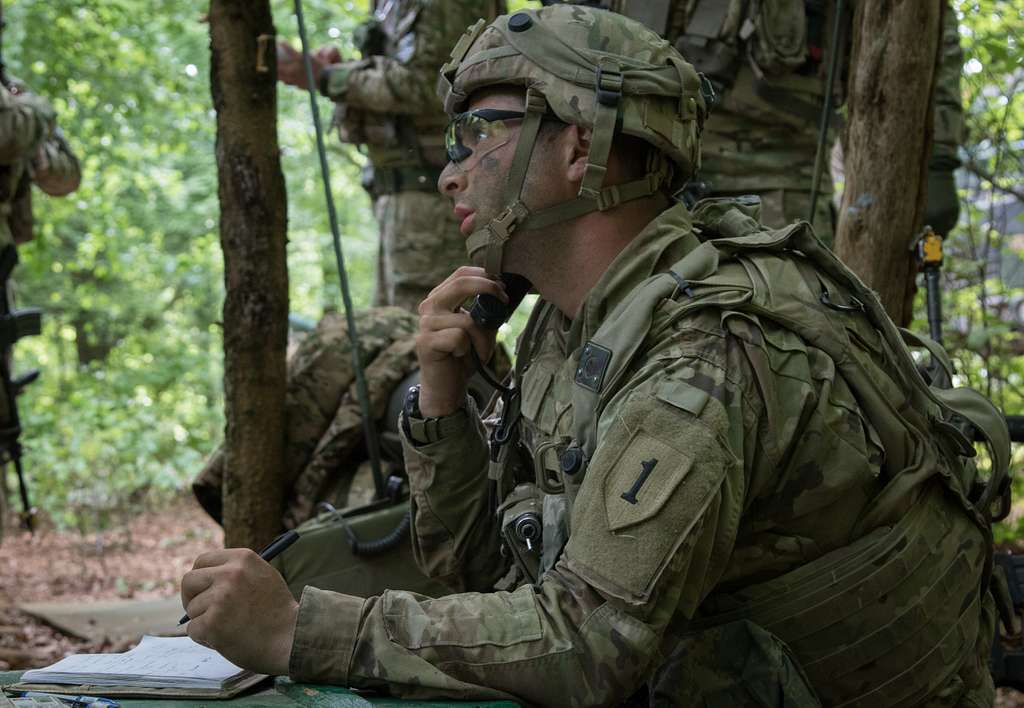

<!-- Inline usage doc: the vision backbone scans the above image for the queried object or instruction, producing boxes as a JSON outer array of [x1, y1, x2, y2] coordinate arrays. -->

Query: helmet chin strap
[[465, 68, 670, 276], [465, 89, 548, 275]]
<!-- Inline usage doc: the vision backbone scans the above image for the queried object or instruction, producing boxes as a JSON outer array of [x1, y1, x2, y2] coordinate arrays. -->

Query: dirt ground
[[0, 494, 222, 670], [1, 495, 1023, 706]]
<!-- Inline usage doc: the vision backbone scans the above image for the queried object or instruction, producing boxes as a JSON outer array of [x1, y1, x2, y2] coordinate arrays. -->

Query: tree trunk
[[834, 0, 943, 326], [208, 0, 288, 550]]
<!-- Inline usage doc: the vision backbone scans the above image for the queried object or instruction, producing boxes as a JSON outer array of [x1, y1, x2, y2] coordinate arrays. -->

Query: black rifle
[[0, 2, 46, 533], [0, 244, 41, 531]]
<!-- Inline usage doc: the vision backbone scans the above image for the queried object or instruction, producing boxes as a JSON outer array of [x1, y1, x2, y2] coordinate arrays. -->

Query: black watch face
[[405, 385, 420, 418]]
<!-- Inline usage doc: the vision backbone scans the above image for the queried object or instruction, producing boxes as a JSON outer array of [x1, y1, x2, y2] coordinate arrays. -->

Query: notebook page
[[22, 635, 246, 685]]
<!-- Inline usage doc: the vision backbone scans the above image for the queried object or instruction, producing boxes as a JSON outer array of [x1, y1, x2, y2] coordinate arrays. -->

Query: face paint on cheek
[[479, 154, 501, 173]]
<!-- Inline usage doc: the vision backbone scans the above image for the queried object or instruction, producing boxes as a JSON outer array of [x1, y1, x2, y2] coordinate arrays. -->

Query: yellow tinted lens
[[448, 114, 515, 171]]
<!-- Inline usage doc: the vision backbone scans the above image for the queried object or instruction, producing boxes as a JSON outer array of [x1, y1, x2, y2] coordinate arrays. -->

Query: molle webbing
[[691, 485, 987, 707]]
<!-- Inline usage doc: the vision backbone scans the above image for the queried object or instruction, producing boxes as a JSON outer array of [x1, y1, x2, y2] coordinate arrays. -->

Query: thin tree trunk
[[208, 0, 288, 550], [834, 0, 943, 326]]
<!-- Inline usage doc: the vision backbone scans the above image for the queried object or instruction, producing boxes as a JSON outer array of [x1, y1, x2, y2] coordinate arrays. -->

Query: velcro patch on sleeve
[[564, 401, 730, 603], [604, 432, 692, 532]]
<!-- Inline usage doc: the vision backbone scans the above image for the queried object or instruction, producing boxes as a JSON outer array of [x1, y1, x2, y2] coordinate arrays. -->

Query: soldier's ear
[[565, 125, 592, 184]]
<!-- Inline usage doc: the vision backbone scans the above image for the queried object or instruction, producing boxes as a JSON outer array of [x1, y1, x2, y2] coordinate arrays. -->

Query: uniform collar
[[566, 202, 698, 351]]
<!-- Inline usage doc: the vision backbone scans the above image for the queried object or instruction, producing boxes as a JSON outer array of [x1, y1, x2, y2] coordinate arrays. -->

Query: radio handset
[[469, 274, 531, 330], [466, 273, 530, 399]]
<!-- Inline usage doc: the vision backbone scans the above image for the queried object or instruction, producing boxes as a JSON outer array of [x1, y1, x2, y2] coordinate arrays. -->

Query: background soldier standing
[[544, 0, 965, 246], [0, 64, 81, 535], [277, 0, 505, 311], [0, 81, 80, 244]]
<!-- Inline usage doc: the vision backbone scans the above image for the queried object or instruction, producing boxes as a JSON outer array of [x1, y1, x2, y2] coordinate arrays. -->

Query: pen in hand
[[178, 529, 300, 626]]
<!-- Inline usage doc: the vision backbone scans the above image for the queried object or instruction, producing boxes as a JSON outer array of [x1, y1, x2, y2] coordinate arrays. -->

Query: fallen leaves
[[0, 494, 222, 669]]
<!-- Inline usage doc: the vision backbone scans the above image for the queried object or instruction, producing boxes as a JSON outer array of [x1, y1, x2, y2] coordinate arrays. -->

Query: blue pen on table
[[177, 528, 300, 625], [16, 691, 120, 708]]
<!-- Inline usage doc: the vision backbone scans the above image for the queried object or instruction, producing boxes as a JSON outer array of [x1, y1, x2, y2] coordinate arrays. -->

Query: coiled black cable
[[345, 509, 412, 556]]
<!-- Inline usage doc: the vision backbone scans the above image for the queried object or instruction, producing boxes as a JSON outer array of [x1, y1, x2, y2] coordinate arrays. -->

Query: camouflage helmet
[[437, 5, 709, 274]]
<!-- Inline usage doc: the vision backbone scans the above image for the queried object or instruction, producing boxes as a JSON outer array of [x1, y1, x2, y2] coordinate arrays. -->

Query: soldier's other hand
[[276, 41, 336, 90], [181, 548, 298, 676], [313, 45, 342, 65], [415, 266, 506, 417]]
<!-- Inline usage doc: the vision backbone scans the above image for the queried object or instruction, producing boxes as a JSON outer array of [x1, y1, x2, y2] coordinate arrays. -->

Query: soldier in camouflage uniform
[[543, 0, 965, 247], [0, 81, 79, 246], [277, 0, 504, 311], [0, 79, 79, 535], [182, 7, 1008, 706], [192, 307, 421, 529]]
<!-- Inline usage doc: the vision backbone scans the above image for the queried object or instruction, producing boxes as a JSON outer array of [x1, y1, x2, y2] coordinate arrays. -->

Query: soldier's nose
[[438, 163, 466, 197]]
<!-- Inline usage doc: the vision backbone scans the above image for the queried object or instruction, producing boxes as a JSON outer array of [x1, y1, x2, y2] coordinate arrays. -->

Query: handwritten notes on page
[[21, 635, 262, 690]]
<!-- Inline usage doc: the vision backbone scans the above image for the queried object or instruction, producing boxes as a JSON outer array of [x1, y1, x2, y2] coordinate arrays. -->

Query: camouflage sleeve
[[399, 397, 507, 592], [924, 1, 964, 235], [288, 315, 765, 705], [0, 89, 54, 164], [930, 0, 964, 170], [324, 1, 488, 115], [31, 127, 81, 196]]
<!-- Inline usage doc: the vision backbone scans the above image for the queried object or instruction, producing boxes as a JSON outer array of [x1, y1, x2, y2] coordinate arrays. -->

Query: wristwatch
[[401, 384, 467, 445]]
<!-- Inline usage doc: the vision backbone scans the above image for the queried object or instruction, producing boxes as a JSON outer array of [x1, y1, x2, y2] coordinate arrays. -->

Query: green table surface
[[1, 673, 518, 708]]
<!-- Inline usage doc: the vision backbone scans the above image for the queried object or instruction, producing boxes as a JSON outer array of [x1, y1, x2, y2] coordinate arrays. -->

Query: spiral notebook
[[12, 635, 267, 699]]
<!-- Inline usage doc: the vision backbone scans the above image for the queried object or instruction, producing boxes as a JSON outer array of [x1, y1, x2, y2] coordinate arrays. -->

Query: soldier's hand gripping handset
[[414, 267, 508, 418], [469, 273, 531, 330]]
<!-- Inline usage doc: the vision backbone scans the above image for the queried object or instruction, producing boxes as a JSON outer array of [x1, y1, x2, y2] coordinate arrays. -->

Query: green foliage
[[3, 0, 1022, 539], [912, 2, 1024, 542], [2, 0, 379, 529]]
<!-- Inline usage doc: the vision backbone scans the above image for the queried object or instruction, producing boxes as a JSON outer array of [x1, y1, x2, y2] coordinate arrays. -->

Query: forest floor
[[0, 494, 221, 671], [1, 495, 1023, 706]]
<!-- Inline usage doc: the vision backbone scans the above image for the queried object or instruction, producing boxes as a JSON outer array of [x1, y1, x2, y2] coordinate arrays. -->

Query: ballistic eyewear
[[444, 109, 525, 172]]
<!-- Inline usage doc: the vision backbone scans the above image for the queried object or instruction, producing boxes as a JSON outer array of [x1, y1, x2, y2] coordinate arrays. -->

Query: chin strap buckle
[[595, 185, 621, 211], [489, 200, 530, 241], [481, 201, 531, 274]]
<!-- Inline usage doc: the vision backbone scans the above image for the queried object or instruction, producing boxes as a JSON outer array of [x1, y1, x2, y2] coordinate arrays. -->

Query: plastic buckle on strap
[[595, 185, 621, 211], [595, 63, 623, 107], [490, 201, 528, 240]]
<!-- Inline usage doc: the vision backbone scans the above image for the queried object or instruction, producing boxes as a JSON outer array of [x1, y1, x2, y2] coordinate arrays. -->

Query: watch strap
[[406, 408, 467, 444], [402, 385, 469, 445]]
